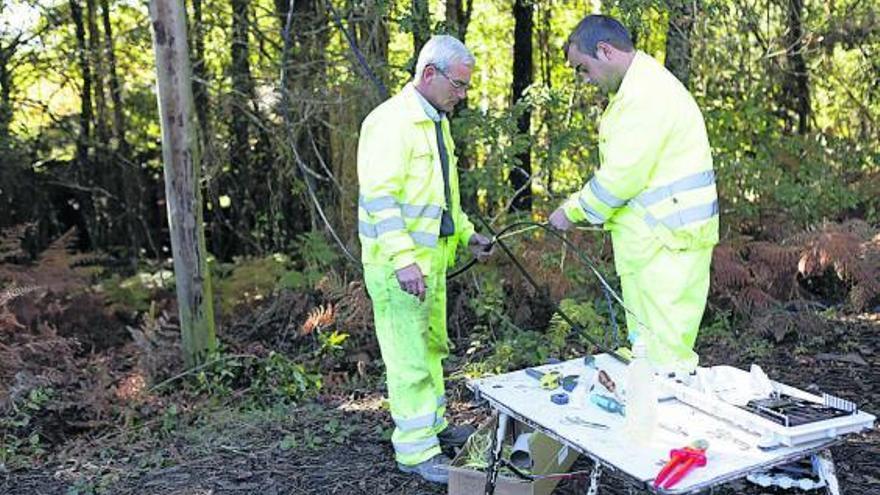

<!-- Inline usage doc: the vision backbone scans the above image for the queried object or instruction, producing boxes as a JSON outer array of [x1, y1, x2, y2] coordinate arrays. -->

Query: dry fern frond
[[40, 228, 80, 270], [849, 236, 880, 310], [301, 303, 335, 336], [748, 242, 801, 300], [335, 281, 373, 335], [127, 307, 182, 382], [750, 307, 829, 343], [0, 223, 34, 262], [315, 270, 347, 301], [734, 286, 778, 314], [747, 241, 801, 268], [711, 245, 751, 292], [0, 304, 26, 330], [838, 219, 876, 241], [798, 231, 862, 279]]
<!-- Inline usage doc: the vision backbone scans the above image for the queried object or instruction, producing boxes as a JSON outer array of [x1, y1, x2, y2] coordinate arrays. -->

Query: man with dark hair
[[550, 15, 719, 376], [563, 14, 634, 57]]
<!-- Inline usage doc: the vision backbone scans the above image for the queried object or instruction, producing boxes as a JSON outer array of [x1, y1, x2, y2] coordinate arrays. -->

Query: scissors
[[561, 416, 609, 430]]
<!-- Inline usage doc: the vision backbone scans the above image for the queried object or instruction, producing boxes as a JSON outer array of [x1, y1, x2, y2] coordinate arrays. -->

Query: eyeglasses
[[432, 65, 470, 91]]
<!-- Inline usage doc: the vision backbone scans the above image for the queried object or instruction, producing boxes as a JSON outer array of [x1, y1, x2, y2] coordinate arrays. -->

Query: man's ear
[[595, 41, 613, 62], [421, 64, 436, 84]]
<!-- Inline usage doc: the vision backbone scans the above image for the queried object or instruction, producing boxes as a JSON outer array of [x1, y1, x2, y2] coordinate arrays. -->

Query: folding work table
[[468, 354, 871, 495]]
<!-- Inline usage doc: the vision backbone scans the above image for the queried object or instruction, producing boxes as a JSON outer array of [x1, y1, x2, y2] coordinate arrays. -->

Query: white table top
[[468, 354, 840, 494]]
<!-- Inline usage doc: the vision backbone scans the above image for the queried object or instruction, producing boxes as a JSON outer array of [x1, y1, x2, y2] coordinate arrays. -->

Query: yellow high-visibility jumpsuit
[[357, 83, 475, 466], [561, 51, 719, 373]]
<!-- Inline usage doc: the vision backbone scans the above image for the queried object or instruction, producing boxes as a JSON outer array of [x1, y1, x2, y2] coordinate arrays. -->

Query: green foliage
[[467, 269, 512, 331], [251, 351, 322, 405], [213, 254, 289, 315], [700, 309, 735, 342], [0, 386, 54, 469], [316, 330, 350, 360], [453, 103, 532, 211], [100, 270, 174, 313], [461, 296, 613, 378], [159, 404, 179, 437], [278, 232, 343, 291], [188, 350, 321, 406], [549, 298, 621, 350], [712, 125, 870, 229]]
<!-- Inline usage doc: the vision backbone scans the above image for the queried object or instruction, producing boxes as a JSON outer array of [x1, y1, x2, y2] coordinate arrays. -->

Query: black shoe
[[437, 424, 475, 448], [398, 453, 451, 484]]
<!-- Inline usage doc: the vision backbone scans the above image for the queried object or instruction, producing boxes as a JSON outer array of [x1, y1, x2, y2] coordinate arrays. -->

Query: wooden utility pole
[[149, 0, 217, 366]]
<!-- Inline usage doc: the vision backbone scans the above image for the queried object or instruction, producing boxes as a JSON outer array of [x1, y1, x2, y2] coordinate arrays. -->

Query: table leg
[[813, 449, 841, 495], [483, 412, 510, 495], [585, 460, 603, 495]]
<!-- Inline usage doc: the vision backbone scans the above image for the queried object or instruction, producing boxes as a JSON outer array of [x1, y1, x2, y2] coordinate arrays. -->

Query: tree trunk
[[510, 0, 533, 212], [86, 0, 113, 247], [101, 0, 145, 260], [149, 0, 217, 367], [0, 44, 13, 140], [537, 0, 552, 88], [664, 0, 695, 87], [101, 0, 128, 156], [69, 0, 96, 248], [411, 0, 431, 68], [443, 0, 476, 210], [86, 0, 109, 146], [229, 0, 255, 254], [445, 0, 472, 42], [784, 0, 810, 134]]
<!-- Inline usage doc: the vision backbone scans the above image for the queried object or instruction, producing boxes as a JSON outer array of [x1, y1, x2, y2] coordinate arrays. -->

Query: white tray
[[659, 366, 876, 448]]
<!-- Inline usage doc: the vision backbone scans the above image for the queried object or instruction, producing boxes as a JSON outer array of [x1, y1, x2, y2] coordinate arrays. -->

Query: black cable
[[447, 257, 477, 280], [475, 217, 629, 364]]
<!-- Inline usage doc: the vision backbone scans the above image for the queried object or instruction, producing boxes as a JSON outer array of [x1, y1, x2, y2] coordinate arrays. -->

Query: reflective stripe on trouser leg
[[362, 240, 450, 465], [620, 246, 713, 373]]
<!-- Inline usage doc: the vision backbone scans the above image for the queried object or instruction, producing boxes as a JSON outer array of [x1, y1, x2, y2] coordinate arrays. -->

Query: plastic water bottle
[[624, 341, 657, 442]]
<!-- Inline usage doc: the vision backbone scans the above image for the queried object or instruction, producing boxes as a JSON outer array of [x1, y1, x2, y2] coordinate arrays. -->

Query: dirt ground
[[3, 308, 878, 495]]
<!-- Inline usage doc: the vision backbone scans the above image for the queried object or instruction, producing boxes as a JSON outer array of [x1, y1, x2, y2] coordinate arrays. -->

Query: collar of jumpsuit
[[412, 84, 445, 122]]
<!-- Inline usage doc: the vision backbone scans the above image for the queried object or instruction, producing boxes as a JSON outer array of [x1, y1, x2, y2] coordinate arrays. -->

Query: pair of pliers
[[653, 440, 709, 489]]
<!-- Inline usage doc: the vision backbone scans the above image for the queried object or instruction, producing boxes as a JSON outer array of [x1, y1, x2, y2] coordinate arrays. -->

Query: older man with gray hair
[[357, 35, 492, 484]]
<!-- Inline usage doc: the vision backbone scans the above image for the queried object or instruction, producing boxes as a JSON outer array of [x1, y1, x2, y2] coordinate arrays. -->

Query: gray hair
[[414, 35, 475, 81]]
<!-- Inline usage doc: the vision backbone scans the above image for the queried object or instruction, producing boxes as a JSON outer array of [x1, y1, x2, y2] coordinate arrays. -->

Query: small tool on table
[[654, 440, 709, 489], [590, 393, 626, 416], [525, 368, 578, 392], [561, 416, 609, 430]]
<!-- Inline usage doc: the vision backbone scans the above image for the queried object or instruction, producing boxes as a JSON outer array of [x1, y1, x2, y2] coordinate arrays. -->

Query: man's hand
[[549, 208, 573, 231], [468, 233, 493, 262], [395, 263, 426, 301]]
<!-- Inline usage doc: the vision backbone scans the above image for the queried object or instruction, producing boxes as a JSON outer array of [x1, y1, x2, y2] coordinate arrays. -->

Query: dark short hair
[[563, 15, 634, 58]]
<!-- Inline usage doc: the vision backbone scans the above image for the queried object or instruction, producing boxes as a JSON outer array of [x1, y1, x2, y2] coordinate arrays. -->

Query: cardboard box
[[448, 416, 579, 495]]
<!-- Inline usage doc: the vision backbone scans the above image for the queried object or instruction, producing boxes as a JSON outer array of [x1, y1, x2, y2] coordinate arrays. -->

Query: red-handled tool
[[653, 440, 709, 489]]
